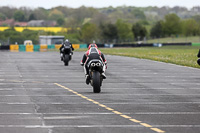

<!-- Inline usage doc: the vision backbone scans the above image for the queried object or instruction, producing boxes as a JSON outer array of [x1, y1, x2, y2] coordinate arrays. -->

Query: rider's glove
[[80, 62, 84, 66], [104, 61, 107, 65]]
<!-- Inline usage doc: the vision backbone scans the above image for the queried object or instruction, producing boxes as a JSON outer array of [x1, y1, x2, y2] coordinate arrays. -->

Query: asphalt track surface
[[0, 51, 200, 133]]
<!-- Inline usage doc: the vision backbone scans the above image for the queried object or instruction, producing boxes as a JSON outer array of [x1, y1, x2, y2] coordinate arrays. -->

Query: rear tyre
[[64, 54, 69, 66], [93, 71, 101, 93]]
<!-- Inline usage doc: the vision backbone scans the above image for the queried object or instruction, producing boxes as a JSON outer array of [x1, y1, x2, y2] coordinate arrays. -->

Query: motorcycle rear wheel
[[93, 71, 101, 93], [64, 54, 69, 66]]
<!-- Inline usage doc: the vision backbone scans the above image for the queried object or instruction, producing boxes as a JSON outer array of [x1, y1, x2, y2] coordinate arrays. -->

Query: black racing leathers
[[81, 48, 106, 75]]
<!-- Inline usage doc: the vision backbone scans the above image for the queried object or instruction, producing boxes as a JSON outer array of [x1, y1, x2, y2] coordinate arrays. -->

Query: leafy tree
[[72, 6, 98, 22], [116, 19, 134, 40], [0, 6, 17, 19], [162, 13, 181, 36], [132, 22, 147, 40], [182, 19, 199, 36], [91, 12, 108, 25], [100, 23, 118, 41], [131, 9, 146, 19], [13, 10, 25, 21], [28, 13, 36, 21], [48, 9, 64, 20], [64, 17, 79, 33], [57, 18, 65, 26], [80, 23, 100, 43], [33, 7, 48, 20], [0, 13, 6, 20], [192, 15, 200, 24], [150, 21, 163, 38]]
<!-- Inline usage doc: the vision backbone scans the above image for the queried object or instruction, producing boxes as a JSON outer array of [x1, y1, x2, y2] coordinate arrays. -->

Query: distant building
[[0, 19, 15, 26], [14, 22, 28, 27], [39, 36, 64, 45], [28, 20, 57, 27]]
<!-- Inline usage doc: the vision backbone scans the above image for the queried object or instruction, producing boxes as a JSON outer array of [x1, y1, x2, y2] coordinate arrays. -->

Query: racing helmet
[[64, 39, 70, 46], [65, 39, 69, 43], [88, 43, 98, 50]]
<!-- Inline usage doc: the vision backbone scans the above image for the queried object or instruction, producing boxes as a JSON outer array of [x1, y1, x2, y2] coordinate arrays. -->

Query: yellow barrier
[[10, 45, 19, 52], [9, 44, 82, 52], [55, 44, 62, 50], [72, 44, 80, 49], [40, 44, 47, 52], [26, 45, 33, 52], [40, 44, 48, 49]]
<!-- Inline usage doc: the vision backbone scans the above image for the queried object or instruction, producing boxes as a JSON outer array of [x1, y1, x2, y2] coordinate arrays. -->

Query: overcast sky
[[0, 0, 199, 9]]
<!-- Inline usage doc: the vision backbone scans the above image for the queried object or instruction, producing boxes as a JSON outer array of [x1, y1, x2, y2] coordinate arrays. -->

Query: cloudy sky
[[0, 0, 199, 9]]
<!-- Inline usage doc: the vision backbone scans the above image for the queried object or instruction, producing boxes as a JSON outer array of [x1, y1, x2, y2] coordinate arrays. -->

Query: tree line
[[0, 6, 200, 44]]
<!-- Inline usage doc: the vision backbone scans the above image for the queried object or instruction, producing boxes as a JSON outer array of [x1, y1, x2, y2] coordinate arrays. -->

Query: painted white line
[[43, 116, 89, 120], [0, 112, 199, 115], [1, 102, 200, 105], [0, 89, 13, 90], [0, 113, 115, 115], [100, 88, 200, 90], [2, 94, 200, 96], [85, 94, 200, 96], [132, 112, 200, 115], [153, 125, 200, 127], [104, 102, 200, 105], [0, 125, 143, 128], [0, 95, 79, 97], [0, 125, 199, 128]]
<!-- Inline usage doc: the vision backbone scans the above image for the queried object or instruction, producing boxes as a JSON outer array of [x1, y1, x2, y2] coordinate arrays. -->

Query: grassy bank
[[76, 46, 200, 68]]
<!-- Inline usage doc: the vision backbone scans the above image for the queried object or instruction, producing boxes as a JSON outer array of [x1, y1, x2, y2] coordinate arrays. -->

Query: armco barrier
[[6, 43, 193, 52], [162, 42, 191, 46], [19, 45, 26, 52], [112, 43, 191, 47], [48, 45, 55, 49], [40, 44, 47, 52], [80, 44, 87, 48], [96, 44, 105, 48], [10, 45, 19, 51], [0, 45, 9, 50], [26, 45, 34, 52], [34, 45, 40, 51], [55, 44, 62, 50], [72, 44, 80, 49]]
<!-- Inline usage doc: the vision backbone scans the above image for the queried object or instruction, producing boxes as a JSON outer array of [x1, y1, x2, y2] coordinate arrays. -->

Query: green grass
[[76, 46, 200, 68]]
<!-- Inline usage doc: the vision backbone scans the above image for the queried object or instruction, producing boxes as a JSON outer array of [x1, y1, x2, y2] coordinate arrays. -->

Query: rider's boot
[[101, 72, 106, 79], [60, 53, 63, 61], [85, 74, 90, 85]]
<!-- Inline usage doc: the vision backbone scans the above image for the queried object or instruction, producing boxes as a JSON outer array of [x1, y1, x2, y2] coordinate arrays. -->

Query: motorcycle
[[87, 59, 104, 93], [61, 45, 72, 66]]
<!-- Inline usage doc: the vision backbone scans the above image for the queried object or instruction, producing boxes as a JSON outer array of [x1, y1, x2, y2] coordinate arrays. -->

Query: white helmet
[[65, 39, 69, 43]]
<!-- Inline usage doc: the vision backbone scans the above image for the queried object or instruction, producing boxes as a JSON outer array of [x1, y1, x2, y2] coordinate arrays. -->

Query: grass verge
[[76, 46, 200, 68]]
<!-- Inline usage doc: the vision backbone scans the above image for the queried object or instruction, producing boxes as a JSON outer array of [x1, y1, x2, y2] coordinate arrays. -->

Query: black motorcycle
[[87, 59, 104, 93], [61, 45, 72, 66]]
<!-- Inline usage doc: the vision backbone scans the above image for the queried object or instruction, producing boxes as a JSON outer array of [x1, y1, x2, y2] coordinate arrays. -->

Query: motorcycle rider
[[60, 39, 74, 61], [80, 41, 107, 84]]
